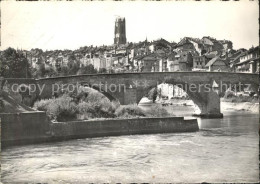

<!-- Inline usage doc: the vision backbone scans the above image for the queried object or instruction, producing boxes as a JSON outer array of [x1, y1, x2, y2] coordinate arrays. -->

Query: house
[[92, 52, 102, 71], [188, 38, 206, 56], [132, 55, 145, 71], [104, 51, 113, 71], [168, 51, 193, 72], [136, 53, 159, 72], [175, 37, 196, 52], [219, 39, 233, 51], [175, 37, 206, 55], [204, 50, 220, 63], [29, 49, 44, 69], [201, 36, 214, 52], [178, 51, 193, 71], [202, 36, 224, 52], [84, 52, 94, 66], [193, 55, 206, 70], [228, 49, 246, 72], [235, 46, 259, 73], [149, 38, 172, 53], [159, 56, 168, 72], [166, 52, 178, 72], [62, 51, 72, 67], [129, 40, 149, 60], [205, 56, 230, 72]]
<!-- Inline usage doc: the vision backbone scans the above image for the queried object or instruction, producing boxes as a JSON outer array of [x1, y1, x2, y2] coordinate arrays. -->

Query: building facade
[[235, 46, 259, 73]]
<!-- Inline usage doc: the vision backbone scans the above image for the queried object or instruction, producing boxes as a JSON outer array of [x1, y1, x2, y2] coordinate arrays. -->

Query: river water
[[1, 103, 259, 183]]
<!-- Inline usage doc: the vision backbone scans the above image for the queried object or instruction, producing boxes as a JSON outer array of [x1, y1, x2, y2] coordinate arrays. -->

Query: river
[[1, 102, 259, 183]]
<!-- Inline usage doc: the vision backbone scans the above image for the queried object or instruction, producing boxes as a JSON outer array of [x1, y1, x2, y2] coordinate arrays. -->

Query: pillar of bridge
[[188, 88, 223, 119], [136, 87, 149, 105]]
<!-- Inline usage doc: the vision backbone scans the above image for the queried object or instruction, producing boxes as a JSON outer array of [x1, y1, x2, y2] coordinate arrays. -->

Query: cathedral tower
[[114, 17, 126, 45]]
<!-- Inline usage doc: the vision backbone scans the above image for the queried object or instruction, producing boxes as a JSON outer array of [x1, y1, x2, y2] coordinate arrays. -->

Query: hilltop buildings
[[9, 17, 259, 77]]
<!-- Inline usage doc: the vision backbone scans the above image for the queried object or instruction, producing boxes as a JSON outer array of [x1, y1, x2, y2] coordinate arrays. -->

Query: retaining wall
[[1, 115, 198, 148], [1, 111, 50, 147], [50, 117, 199, 141]]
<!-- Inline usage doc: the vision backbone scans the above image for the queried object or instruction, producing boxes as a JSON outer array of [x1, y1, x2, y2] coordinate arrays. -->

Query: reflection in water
[[1, 104, 259, 183]]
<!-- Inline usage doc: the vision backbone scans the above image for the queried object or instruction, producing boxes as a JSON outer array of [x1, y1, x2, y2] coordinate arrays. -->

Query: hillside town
[[1, 17, 259, 79]]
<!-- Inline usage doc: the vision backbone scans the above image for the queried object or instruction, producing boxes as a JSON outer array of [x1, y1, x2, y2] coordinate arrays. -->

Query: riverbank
[[221, 100, 259, 113], [153, 98, 259, 113]]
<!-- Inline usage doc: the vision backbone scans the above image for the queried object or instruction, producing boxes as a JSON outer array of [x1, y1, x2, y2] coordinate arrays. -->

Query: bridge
[[35, 72, 259, 118], [2, 72, 258, 118]]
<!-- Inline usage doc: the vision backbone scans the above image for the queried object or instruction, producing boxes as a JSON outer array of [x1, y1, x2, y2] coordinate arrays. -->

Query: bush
[[78, 98, 117, 119], [115, 104, 146, 118], [33, 98, 53, 111], [77, 91, 120, 120], [48, 95, 78, 121], [34, 94, 78, 121], [85, 90, 107, 103], [34, 86, 121, 121], [78, 100, 116, 119], [145, 105, 170, 117], [33, 85, 172, 121]]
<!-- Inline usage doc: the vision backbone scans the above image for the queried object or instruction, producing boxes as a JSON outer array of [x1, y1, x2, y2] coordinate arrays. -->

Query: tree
[[108, 68, 115, 74], [33, 64, 45, 78], [44, 67, 58, 78], [77, 64, 97, 75], [67, 60, 80, 75], [148, 87, 158, 103], [98, 68, 107, 74], [60, 66, 70, 76], [0, 47, 31, 78]]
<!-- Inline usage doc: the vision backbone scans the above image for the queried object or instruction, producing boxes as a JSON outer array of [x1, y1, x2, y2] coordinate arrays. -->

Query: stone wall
[[50, 117, 199, 141], [1, 111, 50, 147], [1, 116, 198, 148]]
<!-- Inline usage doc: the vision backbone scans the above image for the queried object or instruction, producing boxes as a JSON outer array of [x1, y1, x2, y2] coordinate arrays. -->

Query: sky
[[0, 1, 259, 51]]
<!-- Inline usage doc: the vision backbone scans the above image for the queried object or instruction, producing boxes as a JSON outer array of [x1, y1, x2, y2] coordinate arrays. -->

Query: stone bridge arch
[[37, 72, 259, 118], [79, 82, 118, 102], [134, 79, 223, 118]]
